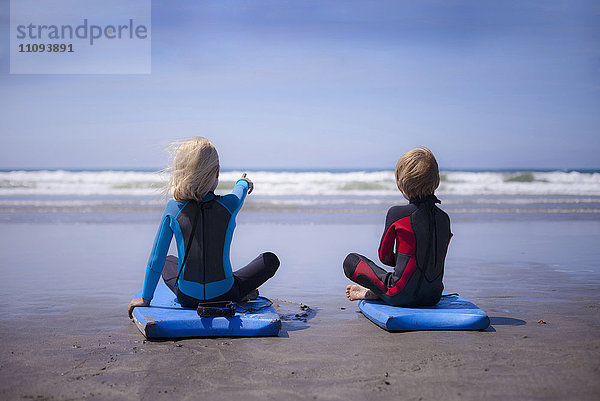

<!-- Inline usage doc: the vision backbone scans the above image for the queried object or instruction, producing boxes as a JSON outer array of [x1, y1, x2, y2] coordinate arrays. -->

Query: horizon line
[[1, 167, 599, 173]]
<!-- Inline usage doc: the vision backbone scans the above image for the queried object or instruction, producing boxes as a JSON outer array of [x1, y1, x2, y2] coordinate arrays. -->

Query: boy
[[343, 147, 451, 306]]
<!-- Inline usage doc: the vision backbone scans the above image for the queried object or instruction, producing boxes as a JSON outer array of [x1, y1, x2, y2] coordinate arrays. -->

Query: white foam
[[1, 169, 599, 197], [0, 170, 166, 196]]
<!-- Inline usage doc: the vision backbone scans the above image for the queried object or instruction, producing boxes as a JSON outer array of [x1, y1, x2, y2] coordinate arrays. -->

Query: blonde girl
[[128, 137, 279, 316]]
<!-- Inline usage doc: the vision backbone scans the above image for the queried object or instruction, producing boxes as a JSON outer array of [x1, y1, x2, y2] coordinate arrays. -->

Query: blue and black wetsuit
[[142, 179, 279, 308], [343, 195, 451, 307]]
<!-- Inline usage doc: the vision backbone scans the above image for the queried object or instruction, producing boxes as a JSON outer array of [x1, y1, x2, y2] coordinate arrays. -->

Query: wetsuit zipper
[[413, 204, 437, 297], [201, 204, 206, 300]]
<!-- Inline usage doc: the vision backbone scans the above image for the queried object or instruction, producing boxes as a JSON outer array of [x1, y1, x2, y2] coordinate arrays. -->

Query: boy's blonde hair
[[167, 137, 220, 202], [395, 147, 440, 200]]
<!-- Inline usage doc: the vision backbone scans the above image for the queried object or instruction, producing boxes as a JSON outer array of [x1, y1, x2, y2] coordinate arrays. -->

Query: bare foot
[[345, 284, 379, 301]]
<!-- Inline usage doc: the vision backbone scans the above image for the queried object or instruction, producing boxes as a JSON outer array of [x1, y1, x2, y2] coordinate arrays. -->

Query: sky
[[0, 0, 599, 170]]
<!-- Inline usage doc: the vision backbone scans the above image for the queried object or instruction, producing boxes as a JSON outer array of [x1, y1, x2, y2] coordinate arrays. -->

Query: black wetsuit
[[343, 195, 451, 306], [141, 179, 279, 308]]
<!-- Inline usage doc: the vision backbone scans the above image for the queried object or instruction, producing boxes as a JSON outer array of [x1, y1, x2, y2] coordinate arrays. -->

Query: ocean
[[1, 168, 599, 401], [1, 169, 599, 223]]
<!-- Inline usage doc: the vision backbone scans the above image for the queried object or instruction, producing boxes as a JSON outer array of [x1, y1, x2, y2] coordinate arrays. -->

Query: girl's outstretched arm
[[217, 175, 251, 221], [241, 172, 253, 193], [228, 174, 252, 207]]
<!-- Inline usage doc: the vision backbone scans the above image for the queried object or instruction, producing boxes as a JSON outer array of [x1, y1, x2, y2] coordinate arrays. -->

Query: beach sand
[[1, 219, 599, 400]]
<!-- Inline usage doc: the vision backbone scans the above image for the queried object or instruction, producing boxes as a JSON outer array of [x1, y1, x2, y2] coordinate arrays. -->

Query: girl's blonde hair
[[395, 147, 440, 200], [167, 137, 220, 202]]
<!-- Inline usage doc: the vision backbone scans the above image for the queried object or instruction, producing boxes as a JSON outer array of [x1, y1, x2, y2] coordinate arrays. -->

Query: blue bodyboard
[[358, 293, 490, 331], [132, 283, 281, 339]]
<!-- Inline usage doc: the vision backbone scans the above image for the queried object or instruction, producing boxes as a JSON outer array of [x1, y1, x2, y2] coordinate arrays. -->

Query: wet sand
[[1, 220, 599, 400]]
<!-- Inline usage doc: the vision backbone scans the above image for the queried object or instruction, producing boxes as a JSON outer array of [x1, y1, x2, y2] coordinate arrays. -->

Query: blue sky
[[1, 0, 599, 170]]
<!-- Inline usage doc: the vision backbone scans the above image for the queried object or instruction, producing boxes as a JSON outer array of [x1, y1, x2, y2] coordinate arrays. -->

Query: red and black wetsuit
[[343, 195, 452, 307]]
